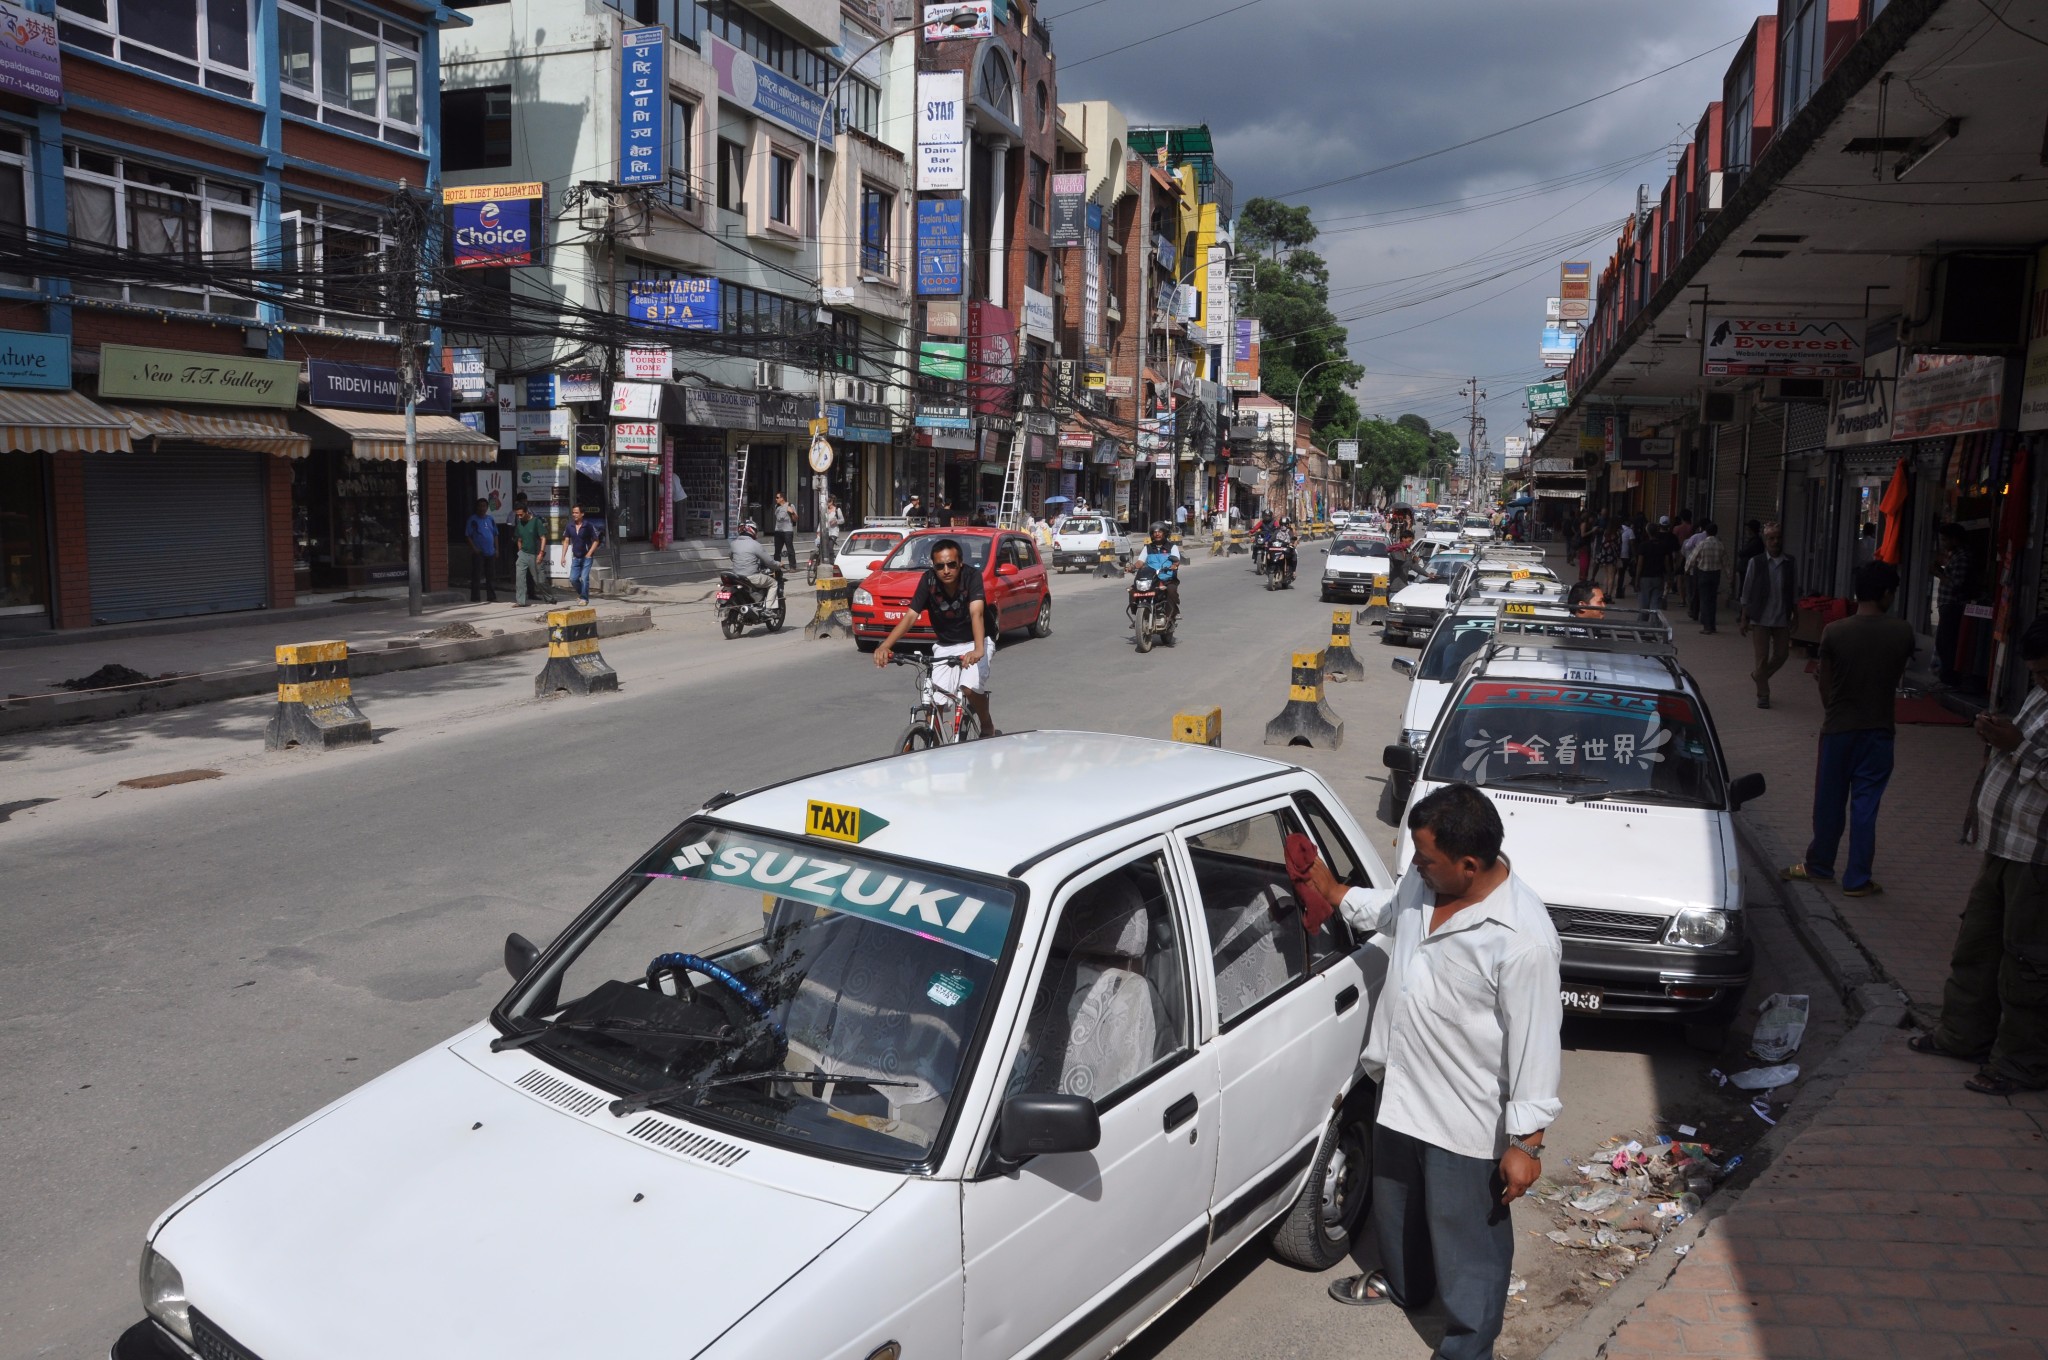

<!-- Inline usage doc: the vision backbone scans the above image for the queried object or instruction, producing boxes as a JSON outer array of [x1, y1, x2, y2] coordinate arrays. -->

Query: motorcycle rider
[[1270, 517, 1299, 584], [729, 520, 782, 607], [1127, 522, 1184, 622]]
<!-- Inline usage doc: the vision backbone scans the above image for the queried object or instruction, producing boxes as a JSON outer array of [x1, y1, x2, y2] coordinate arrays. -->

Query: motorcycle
[[1264, 544, 1296, 591], [715, 569, 787, 639], [1250, 536, 1268, 573], [1128, 568, 1177, 652]]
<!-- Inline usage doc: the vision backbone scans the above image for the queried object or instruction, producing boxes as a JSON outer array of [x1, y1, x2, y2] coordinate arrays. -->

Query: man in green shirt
[[511, 499, 552, 606]]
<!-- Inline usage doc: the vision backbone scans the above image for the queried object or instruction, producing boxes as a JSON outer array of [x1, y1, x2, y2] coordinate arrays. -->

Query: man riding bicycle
[[873, 537, 998, 737], [1127, 523, 1183, 621], [730, 520, 780, 601]]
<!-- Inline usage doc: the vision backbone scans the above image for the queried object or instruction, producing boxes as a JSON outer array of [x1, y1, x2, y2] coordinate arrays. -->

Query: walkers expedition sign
[[97, 344, 298, 407]]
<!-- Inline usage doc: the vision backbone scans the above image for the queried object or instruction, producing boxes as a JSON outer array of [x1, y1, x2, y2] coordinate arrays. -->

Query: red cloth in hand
[[1285, 832, 1335, 935]]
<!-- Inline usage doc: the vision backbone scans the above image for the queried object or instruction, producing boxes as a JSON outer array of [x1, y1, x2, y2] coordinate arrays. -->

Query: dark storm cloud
[[1050, 0, 1766, 440]]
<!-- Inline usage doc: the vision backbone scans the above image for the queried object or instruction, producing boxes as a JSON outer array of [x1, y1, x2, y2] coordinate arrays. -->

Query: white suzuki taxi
[[1381, 609, 1767, 1047], [1380, 548, 1474, 645], [1390, 587, 1572, 757], [117, 734, 1392, 1360], [1049, 515, 1136, 572], [1318, 531, 1394, 603]]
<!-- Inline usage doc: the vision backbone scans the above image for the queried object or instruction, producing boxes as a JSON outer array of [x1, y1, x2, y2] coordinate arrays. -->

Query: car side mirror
[[1391, 656, 1416, 678], [995, 562, 1019, 577], [1728, 772, 1766, 810], [504, 932, 541, 981], [996, 1092, 1101, 1163], [1383, 744, 1421, 775]]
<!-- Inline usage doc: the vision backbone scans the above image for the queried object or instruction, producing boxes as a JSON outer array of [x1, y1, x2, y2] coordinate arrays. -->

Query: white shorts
[[932, 640, 993, 696]]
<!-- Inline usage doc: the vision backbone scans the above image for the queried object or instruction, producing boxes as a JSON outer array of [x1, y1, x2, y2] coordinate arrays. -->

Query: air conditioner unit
[[1761, 377, 1827, 403], [1699, 391, 1738, 424], [1913, 251, 2033, 352], [756, 361, 785, 391], [830, 375, 856, 402], [1700, 170, 1725, 217], [854, 379, 883, 405]]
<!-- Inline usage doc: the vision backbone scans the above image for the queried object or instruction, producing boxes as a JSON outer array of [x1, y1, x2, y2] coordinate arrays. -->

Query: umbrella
[[1043, 494, 1072, 504]]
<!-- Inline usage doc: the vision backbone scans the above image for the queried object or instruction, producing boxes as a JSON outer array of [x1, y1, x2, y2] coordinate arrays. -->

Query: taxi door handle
[[1335, 985, 1361, 1015], [1163, 1094, 1198, 1133]]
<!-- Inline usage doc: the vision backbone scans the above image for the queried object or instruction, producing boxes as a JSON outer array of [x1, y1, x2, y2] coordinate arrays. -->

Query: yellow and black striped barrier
[[536, 606, 619, 697], [1365, 573, 1392, 620], [1262, 648, 1345, 749], [1324, 609, 1365, 682], [264, 640, 371, 750], [1095, 538, 1119, 578], [806, 574, 853, 640], [1173, 707, 1222, 747], [1228, 528, 1247, 555], [1210, 530, 1226, 557]]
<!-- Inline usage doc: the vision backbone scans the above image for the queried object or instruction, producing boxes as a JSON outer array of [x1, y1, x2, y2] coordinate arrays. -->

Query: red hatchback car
[[850, 526, 1054, 650]]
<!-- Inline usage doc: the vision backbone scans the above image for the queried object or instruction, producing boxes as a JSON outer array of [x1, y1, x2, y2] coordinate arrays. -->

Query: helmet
[[740, 520, 759, 536]]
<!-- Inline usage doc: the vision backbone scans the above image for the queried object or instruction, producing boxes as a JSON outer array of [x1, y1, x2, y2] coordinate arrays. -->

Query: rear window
[[885, 535, 992, 572], [1331, 538, 1390, 557], [1061, 518, 1105, 537], [842, 532, 901, 555]]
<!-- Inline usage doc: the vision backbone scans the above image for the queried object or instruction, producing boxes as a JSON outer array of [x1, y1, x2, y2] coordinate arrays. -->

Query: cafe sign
[[97, 345, 298, 408]]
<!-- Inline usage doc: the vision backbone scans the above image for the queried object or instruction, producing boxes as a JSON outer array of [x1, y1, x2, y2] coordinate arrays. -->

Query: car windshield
[[1061, 518, 1105, 537], [1417, 554, 1472, 583], [1331, 537, 1390, 557], [842, 532, 901, 556], [501, 822, 1018, 1167], [1464, 517, 1491, 529], [1425, 680, 1724, 805], [885, 535, 992, 572], [1418, 616, 1496, 681]]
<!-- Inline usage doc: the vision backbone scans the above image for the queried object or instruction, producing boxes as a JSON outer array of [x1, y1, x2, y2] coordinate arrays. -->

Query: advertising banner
[[683, 387, 759, 430], [1619, 437, 1675, 469], [629, 276, 720, 330], [1050, 172, 1086, 247], [923, 2, 993, 39], [0, 328, 69, 389], [1828, 321, 1900, 448], [1540, 324, 1579, 368], [1892, 353, 2006, 440], [1559, 261, 1592, 321], [919, 341, 967, 380], [608, 382, 663, 419], [619, 27, 664, 185], [756, 392, 812, 433], [622, 347, 672, 380], [98, 345, 297, 407], [1335, 439, 1359, 462], [915, 71, 965, 191], [476, 468, 514, 522], [450, 183, 543, 268], [915, 400, 973, 430], [1083, 204, 1103, 349], [556, 370, 602, 404], [310, 360, 453, 414], [916, 199, 965, 295], [1229, 319, 1261, 392], [1701, 315, 1862, 377], [710, 35, 830, 143], [2022, 245, 2048, 431], [0, 1, 62, 105], [969, 301, 1016, 417], [1022, 287, 1055, 342], [1526, 379, 1568, 412], [613, 421, 661, 455], [446, 347, 488, 402]]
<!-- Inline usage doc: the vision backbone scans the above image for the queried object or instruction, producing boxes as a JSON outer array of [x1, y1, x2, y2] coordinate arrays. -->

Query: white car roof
[[1473, 647, 1686, 692], [712, 732, 1294, 878]]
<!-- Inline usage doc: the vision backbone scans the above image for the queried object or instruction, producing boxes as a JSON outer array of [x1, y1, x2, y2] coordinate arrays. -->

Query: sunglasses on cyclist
[[932, 559, 963, 572]]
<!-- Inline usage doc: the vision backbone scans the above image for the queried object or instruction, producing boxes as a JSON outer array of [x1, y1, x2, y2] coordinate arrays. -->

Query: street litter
[[1711, 1063, 1799, 1090], [1750, 994, 1810, 1063], [1749, 1098, 1778, 1125], [1507, 1274, 1527, 1298], [1535, 1130, 1729, 1286]]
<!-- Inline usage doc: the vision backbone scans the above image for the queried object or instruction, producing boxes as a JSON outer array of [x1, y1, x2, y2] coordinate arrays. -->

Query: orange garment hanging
[[1876, 456, 1909, 564]]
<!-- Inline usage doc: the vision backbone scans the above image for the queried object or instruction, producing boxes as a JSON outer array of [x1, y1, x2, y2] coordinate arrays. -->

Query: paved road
[[0, 543, 1831, 1358]]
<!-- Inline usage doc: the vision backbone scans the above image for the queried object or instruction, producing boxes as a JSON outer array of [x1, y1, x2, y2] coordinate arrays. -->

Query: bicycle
[[887, 652, 980, 752]]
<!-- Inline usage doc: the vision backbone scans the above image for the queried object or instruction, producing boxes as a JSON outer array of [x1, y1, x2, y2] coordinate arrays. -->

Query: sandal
[[1965, 1069, 2045, 1097], [1908, 1033, 1987, 1061], [1780, 864, 1834, 884], [1328, 1271, 1397, 1307], [1842, 881, 1885, 897]]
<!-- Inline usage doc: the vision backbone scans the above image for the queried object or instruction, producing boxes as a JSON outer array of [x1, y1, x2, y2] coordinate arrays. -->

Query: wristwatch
[[1509, 1136, 1544, 1161]]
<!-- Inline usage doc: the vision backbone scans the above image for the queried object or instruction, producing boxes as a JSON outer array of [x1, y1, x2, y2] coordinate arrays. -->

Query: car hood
[[1390, 583, 1450, 611], [154, 1041, 874, 1360], [1401, 677, 1455, 736], [1325, 554, 1391, 576], [858, 568, 937, 603]]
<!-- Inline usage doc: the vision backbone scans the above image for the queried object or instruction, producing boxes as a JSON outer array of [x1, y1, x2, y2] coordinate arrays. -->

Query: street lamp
[[1287, 357, 1341, 521]]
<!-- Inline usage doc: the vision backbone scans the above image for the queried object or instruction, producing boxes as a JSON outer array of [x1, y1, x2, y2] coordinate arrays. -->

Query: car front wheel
[[1271, 1091, 1374, 1270]]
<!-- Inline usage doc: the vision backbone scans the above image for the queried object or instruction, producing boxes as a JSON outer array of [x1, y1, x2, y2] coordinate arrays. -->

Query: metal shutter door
[[1712, 425, 1742, 531], [1744, 408, 1786, 526], [84, 452, 269, 624]]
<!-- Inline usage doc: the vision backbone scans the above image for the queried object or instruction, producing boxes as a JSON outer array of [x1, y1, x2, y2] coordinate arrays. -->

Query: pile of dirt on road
[[420, 622, 483, 640], [56, 664, 180, 692]]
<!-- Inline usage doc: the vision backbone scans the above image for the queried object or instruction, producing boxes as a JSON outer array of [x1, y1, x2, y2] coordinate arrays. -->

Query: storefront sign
[[526, 373, 557, 408], [1558, 261, 1592, 321], [916, 199, 965, 295], [1229, 319, 1261, 392], [1540, 324, 1579, 369], [826, 402, 892, 443], [613, 421, 660, 455], [683, 387, 758, 430], [608, 382, 662, 419], [630, 277, 720, 330], [97, 344, 297, 408], [1892, 353, 2006, 440], [450, 188, 541, 268], [515, 410, 571, 443], [969, 301, 1015, 417], [0, 1, 61, 105], [557, 370, 602, 404], [1058, 428, 1093, 449], [1533, 458, 1579, 475], [1105, 374, 1133, 399], [622, 346, 672, 381], [1526, 379, 1568, 413], [1701, 315, 1862, 377], [1022, 287, 1055, 342], [517, 454, 568, 502], [0, 328, 68, 388], [1619, 437, 1674, 469], [1335, 439, 1359, 462], [919, 340, 967, 381], [2021, 244, 2048, 431], [915, 400, 972, 430], [446, 347, 488, 402], [757, 392, 813, 433], [1827, 375, 1893, 447], [1049, 172, 1086, 247], [310, 360, 453, 415], [619, 27, 665, 184], [915, 71, 965, 190], [710, 34, 830, 143]]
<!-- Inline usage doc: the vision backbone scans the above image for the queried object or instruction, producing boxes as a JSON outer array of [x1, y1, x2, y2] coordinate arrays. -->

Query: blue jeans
[[1695, 571, 1721, 630], [1372, 1124, 1513, 1360], [1805, 729, 1895, 890], [1638, 574, 1666, 611], [569, 554, 593, 600]]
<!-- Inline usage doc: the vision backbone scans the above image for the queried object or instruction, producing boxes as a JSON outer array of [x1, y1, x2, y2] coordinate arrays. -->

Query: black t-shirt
[[1638, 530, 1680, 576], [908, 566, 985, 645]]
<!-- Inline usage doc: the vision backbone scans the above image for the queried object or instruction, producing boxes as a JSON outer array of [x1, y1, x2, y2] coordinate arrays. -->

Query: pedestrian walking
[[1637, 516, 1679, 612], [1594, 526, 1621, 598], [1935, 523, 1974, 687], [1733, 519, 1765, 612], [465, 497, 499, 603], [1688, 521, 1727, 633], [1738, 521, 1797, 707], [823, 495, 845, 566], [1574, 514, 1593, 583], [771, 493, 797, 569], [564, 504, 601, 604], [1670, 510, 1695, 610], [510, 500, 551, 607], [1785, 561, 1914, 896], [1618, 516, 1638, 593], [1311, 783, 1562, 1360], [1912, 613, 2048, 1095]]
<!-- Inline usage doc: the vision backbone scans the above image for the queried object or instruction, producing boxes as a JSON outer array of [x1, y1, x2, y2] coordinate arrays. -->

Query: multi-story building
[[0, 0, 486, 632]]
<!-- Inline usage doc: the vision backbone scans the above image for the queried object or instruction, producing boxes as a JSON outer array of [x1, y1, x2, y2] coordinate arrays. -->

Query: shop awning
[[0, 389, 137, 454], [300, 407, 498, 463], [117, 405, 310, 457]]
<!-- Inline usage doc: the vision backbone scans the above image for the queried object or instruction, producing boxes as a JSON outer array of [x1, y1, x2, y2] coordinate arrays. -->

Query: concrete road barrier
[[1095, 539, 1119, 578], [536, 606, 619, 697], [264, 640, 372, 750], [1263, 648, 1345, 749], [1324, 609, 1365, 682], [806, 575, 853, 640], [1173, 707, 1222, 747]]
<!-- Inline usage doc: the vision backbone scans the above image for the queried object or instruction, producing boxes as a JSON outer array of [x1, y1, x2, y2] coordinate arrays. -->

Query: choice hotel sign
[[446, 182, 545, 268], [97, 344, 298, 407]]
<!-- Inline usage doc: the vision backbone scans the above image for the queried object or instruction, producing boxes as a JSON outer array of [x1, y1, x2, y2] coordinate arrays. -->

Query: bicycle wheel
[[896, 722, 940, 754], [955, 705, 982, 743]]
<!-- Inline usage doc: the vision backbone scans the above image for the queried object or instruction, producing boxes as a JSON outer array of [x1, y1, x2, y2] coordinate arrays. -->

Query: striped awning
[[116, 405, 311, 458], [0, 389, 136, 454], [300, 407, 499, 463]]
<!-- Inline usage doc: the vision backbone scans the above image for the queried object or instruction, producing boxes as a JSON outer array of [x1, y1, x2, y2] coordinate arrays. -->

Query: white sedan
[[117, 734, 1393, 1360], [832, 527, 907, 581]]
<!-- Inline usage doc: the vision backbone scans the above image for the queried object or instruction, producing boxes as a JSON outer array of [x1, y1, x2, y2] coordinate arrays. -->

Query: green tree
[[1237, 200, 1317, 261], [1236, 197, 1362, 437]]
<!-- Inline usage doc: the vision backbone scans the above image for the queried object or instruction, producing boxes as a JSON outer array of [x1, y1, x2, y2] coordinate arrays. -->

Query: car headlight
[[1402, 728, 1429, 748], [1664, 908, 1733, 948], [141, 1244, 192, 1343], [853, 588, 873, 606]]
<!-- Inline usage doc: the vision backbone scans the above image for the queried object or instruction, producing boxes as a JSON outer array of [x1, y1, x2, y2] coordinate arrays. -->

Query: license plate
[[1561, 987, 1603, 1013], [883, 609, 906, 621], [715, 591, 731, 601], [1350, 584, 1367, 594]]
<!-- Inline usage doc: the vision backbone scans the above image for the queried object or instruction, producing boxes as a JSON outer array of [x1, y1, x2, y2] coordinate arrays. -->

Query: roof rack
[[1485, 604, 1676, 657]]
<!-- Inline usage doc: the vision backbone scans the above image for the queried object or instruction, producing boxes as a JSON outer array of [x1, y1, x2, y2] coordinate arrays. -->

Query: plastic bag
[[1750, 993, 1810, 1063], [1724, 1063, 1799, 1090]]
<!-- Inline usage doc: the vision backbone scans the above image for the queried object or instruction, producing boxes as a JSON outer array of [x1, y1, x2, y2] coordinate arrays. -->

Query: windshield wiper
[[1486, 770, 1605, 787], [609, 1069, 921, 1118], [490, 1017, 729, 1053], [1566, 785, 1707, 806]]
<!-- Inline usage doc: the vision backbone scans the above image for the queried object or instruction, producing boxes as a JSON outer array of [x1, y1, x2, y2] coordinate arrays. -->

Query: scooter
[[1128, 568, 1177, 653], [1250, 536, 1268, 573], [1264, 544, 1296, 590], [716, 568, 788, 638]]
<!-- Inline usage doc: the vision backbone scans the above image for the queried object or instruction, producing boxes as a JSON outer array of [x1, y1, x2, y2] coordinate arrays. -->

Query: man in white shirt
[[1314, 783, 1562, 1360]]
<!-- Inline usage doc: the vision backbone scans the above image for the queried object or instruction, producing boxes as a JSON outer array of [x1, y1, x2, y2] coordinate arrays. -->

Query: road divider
[[1324, 610, 1364, 682], [264, 640, 372, 750], [1173, 707, 1222, 747], [1096, 539, 1119, 579], [1263, 649, 1345, 749], [535, 607, 620, 697], [806, 575, 854, 640]]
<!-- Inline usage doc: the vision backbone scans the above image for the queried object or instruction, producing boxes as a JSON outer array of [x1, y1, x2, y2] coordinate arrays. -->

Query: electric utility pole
[[1460, 377, 1486, 502]]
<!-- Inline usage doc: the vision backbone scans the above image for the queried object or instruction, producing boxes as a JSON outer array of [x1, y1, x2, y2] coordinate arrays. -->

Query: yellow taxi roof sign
[[1502, 602, 1537, 616], [1510, 568, 1531, 579], [806, 799, 890, 844]]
